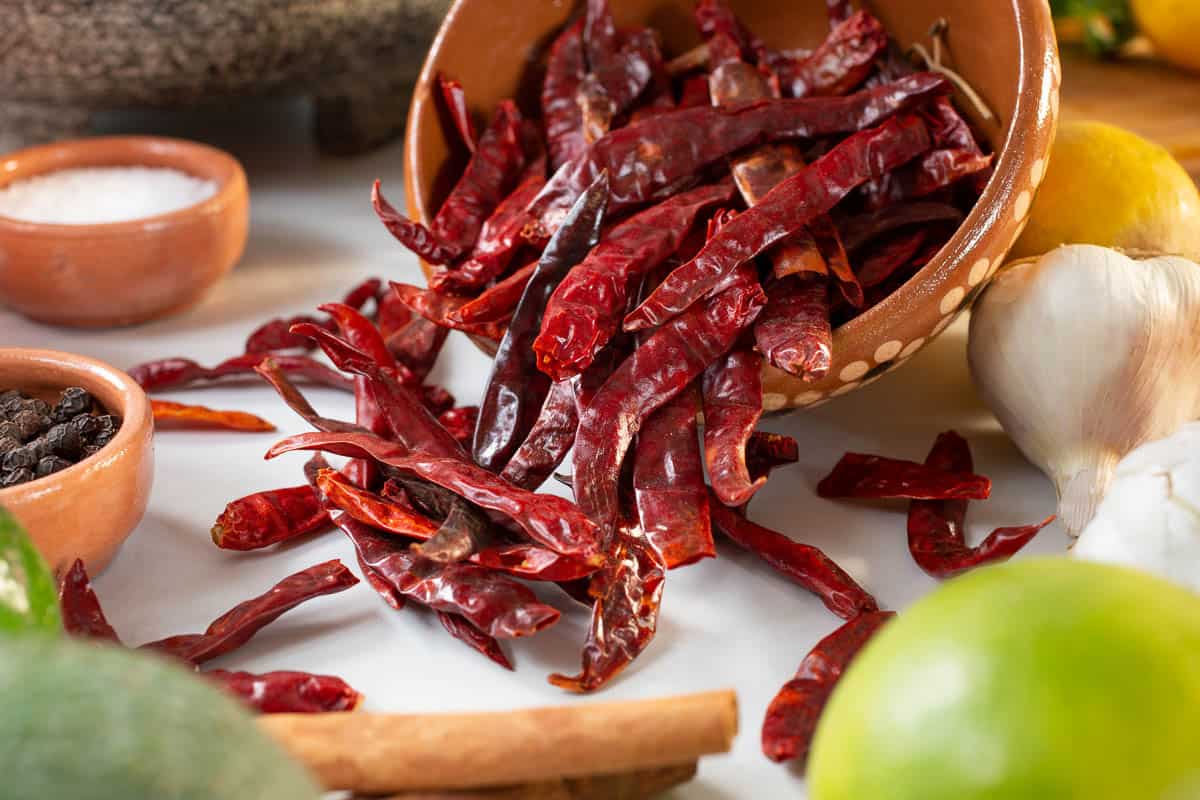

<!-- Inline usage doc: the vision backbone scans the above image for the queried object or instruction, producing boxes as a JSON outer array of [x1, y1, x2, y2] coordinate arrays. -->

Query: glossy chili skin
[[578, 28, 663, 143], [373, 101, 525, 265], [499, 377, 580, 491], [473, 172, 608, 472], [244, 277, 381, 354], [150, 400, 276, 432], [438, 74, 477, 153], [625, 113, 936, 331], [907, 431, 1053, 578], [702, 346, 766, 507], [389, 282, 508, 341], [212, 484, 330, 551], [128, 353, 354, 394], [385, 315, 449, 382], [710, 500, 878, 620], [437, 611, 514, 670], [527, 73, 948, 237], [542, 18, 588, 170], [549, 529, 665, 692], [141, 560, 359, 665], [437, 406, 479, 450], [58, 558, 121, 643], [817, 451, 991, 501], [865, 147, 993, 208], [208, 669, 363, 714], [776, 10, 887, 98], [316, 468, 441, 539], [754, 273, 833, 381], [633, 382, 714, 569], [450, 259, 538, 325], [761, 610, 895, 764], [573, 263, 765, 536], [533, 179, 734, 382]]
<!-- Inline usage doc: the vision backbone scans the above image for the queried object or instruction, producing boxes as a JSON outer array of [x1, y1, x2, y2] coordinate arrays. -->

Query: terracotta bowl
[[404, 0, 1059, 409], [0, 135, 249, 328], [0, 348, 154, 575]]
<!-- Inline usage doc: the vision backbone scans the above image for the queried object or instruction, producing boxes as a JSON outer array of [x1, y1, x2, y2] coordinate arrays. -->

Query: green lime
[[808, 558, 1200, 800], [0, 506, 61, 636], [0, 635, 321, 799]]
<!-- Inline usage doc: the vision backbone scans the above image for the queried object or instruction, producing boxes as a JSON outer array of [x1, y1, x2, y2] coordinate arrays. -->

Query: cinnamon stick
[[385, 762, 697, 799], [258, 690, 736, 794]]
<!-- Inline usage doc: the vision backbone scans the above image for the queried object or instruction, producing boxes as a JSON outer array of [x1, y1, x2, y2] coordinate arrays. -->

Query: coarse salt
[[0, 166, 219, 225]]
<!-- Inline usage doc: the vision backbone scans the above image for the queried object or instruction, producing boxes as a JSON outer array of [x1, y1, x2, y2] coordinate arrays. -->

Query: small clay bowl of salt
[[0, 136, 248, 328]]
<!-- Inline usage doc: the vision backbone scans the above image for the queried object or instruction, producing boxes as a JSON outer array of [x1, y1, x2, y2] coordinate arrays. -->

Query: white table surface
[[1, 100, 1068, 799]]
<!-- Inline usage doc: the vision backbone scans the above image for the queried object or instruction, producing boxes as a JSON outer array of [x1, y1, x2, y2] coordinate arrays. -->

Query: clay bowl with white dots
[[405, 0, 1059, 410]]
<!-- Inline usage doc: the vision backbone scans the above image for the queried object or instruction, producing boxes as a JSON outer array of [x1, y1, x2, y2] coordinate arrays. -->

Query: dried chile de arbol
[[389, 282, 509, 341], [526, 73, 948, 237], [244, 277, 381, 354], [533, 179, 735, 382], [907, 431, 1053, 578], [754, 273, 833, 381], [207, 669, 363, 714], [625, 113, 936, 331], [129, 353, 354, 394], [141, 560, 359, 666], [543, 18, 589, 170], [450, 259, 538, 325], [775, 10, 888, 99], [316, 468, 441, 540], [578, 28, 663, 143], [573, 263, 765, 536], [817, 450, 991, 501], [212, 484, 330, 551], [762, 610, 895, 765], [710, 500, 877, 620], [437, 610, 514, 670], [438, 74, 478, 153], [499, 377, 581, 491], [474, 171, 608, 472], [58, 558, 121, 643], [150, 400, 276, 432], [703, 346, 766, 508]]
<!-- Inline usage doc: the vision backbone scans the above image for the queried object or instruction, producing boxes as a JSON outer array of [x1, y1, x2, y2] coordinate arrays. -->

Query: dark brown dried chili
[[710, 500, 878, 620], [702, 346, 766, 507], [817, 451, 991, 501], [141, 560, 359, 666], [58, 558, 121, 643], [473, 171, 609, 472], [908, 431, 1053, 578], [625, 112, 935, 331], [762, 610, 895, 764], [208, 669, 363, 714]]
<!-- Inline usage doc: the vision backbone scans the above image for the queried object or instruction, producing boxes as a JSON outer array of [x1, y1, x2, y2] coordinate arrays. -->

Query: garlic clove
[[1057, 453, 1120, 540]]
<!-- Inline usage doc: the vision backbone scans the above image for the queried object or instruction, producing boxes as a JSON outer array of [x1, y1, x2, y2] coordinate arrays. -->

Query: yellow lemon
[[1012, 120, 1200, 261], [1132, 0, 1200, 72]]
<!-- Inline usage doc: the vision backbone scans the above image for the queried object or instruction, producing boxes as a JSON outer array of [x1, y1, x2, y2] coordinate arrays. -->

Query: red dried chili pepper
[[499, 377, 580, 491], [385, 315, 449, 382], [58, 558, 121, 643], [150, 400, 276, 432], [578, 29, 662, 143], [695, 0, 767, 63], [625, 113, 934, 331], [677, 74, 712, 108], [207, 669, 363, 714], [839, 201, 964, 253], [746, 431, 800, 482], [128, 353, 354, 393], [141, 560, 359, 666], [437, 406, 478, 450], [549, 529, 665, 693], [865, 148, 994, 209], [776, 11, 887, 99], [855, 228, 929, 288], [431, 165, 546, 294], [754, 273, 833, 381], [316, 468, 441, 539], [826, 0, 854, 26], [710, 500, 878, 620], [212, 484, 330, 551], [388, 282, 508, 341], [374, 101, 525, 265], [268, 431, 603, 560], [474, 172, 609, 472], [438, 74, 477, 153], [527, 73, 948, 237], [762, 610, 895, 764], [633, 382, 714, 569], [244, 277, 381, 354], [543, 18, 589, 170], [817, 451, 991, 501], [908, 431, 1054, 578], [573, 263, 765, 536], [253, 358, 364, 437], [703, 346, 766, 507], [437, 611, 514, 670], [329, 507, 560, 639], [533, 179, 735, 382], [470, 544, 599, 583], [448, 259, 538, 325]]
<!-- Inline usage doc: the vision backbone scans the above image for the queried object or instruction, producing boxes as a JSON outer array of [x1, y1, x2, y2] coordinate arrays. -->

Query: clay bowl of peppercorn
[[404, 0, 1059, 409], [0, 348, 153, 575]]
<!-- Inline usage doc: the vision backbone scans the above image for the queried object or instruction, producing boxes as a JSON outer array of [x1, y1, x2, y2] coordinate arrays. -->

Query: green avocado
[[0, 635, 321, 800]]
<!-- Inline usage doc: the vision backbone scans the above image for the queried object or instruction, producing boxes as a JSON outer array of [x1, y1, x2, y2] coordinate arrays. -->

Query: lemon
[[1132, 0, 1200, 72], [807, 559, 1200, 800], [1012, 120, 1200, 261]]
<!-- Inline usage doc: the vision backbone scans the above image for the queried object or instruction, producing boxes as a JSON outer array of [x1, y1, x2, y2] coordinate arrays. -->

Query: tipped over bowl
[[403, 0, 1059, 409]]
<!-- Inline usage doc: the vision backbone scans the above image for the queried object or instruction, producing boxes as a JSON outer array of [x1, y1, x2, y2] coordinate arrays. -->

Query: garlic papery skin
[[1073, 423, 1200, 595], [968, 244, 1200, 538]]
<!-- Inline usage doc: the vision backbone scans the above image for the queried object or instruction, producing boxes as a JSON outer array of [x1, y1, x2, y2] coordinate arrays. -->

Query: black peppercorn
[[69, 413, 100, 440], [10, 409, 47, 442], [2, 445, 38, 472], [0, 436, 18, 457], [35, 456, 72, 478], [92, 415, 121, 448], [0, 421, 16, 441], [52, 387, 94, 423], [0, 467, 34, 488], [0, 393, 22, 418], [45, 423, 82, 459]]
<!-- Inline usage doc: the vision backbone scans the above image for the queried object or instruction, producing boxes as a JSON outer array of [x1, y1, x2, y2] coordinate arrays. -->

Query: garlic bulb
[[968, 245, 1200, 537], [1073, 423, 1200, 595]]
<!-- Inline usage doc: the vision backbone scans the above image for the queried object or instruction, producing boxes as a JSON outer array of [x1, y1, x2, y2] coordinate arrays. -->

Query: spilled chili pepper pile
[[119, 0, 1056, 775]]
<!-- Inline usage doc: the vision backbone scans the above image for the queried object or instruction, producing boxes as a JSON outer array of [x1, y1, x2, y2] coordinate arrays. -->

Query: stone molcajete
[[0, 0, 451, 154]]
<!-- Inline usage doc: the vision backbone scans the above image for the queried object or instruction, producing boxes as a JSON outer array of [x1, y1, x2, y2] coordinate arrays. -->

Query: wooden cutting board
[[1060, 45, 1200, 181]]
